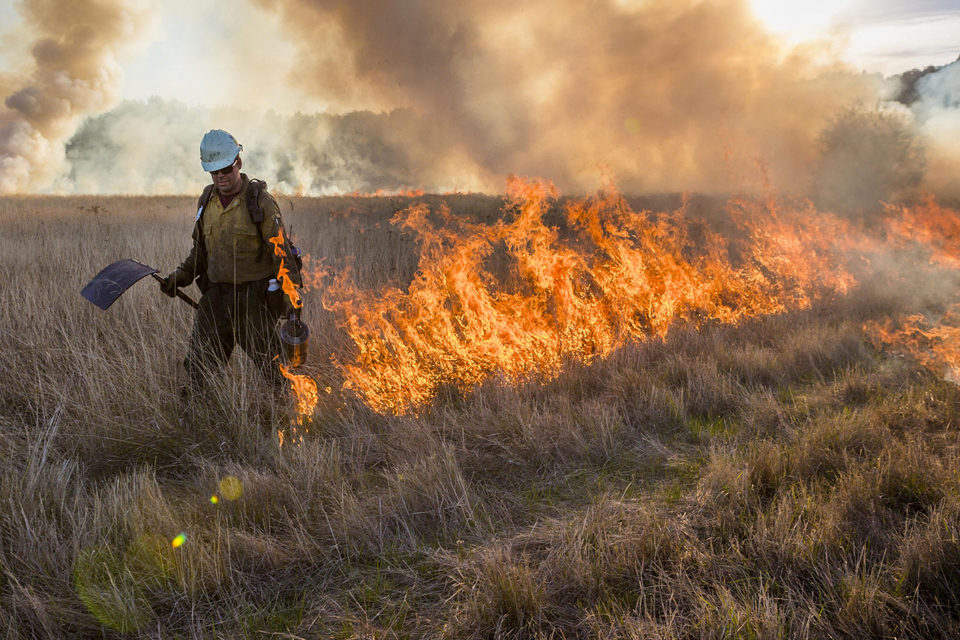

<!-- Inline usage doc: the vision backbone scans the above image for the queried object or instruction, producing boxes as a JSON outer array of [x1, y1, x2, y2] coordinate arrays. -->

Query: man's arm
[[161, 223, 207, 297]]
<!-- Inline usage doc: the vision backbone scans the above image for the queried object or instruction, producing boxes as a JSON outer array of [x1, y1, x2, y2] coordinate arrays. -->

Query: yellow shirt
[[178, 175, 300, 286]]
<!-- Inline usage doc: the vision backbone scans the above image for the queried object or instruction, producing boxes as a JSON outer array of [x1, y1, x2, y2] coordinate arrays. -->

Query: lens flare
[[171, 534, 186, 548], [218, 476, 243, 501]]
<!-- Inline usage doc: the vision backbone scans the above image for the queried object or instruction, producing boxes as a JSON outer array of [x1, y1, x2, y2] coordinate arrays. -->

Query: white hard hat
[[200, 129, 243, 172]]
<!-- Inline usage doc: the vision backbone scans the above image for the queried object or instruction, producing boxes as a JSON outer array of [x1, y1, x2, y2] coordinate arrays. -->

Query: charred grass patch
[[4, 195, 960, 637]]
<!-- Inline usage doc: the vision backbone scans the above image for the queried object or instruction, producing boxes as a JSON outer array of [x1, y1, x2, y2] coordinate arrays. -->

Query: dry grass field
[[4, 189, 960, 639]]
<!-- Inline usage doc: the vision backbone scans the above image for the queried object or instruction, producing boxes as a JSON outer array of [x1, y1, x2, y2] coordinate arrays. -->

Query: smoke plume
[[249, 0, 884, 194], [63, 99, 436, 195], [0, 0, 157, 194], [7, 0, 960, 197]]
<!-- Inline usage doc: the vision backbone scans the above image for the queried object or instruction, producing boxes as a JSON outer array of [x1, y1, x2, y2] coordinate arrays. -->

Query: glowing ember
[[322, 177, 861, 414]]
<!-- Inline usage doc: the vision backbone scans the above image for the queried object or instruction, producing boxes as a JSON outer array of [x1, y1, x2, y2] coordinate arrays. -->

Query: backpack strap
[[246, 179, 268, 263], [196, 184, 215, 226]]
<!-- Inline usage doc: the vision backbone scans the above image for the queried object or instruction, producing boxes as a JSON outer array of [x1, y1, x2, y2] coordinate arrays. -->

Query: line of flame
[[269, 228, 317, 443], [320, 177, 870, 414]]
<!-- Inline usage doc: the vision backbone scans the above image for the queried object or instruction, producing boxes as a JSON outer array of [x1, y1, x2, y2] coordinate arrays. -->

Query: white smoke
[[61, 99, 461, 196], [0, 0, 158, 194], [912, 59, 960, 198]]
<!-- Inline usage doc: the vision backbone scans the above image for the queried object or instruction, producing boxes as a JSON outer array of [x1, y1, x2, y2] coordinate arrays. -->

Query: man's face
[[211, 156, 242, 195]]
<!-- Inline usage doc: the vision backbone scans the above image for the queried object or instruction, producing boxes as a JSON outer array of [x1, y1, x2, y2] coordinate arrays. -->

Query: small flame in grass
[[865, 200, 960, 383], [279, 363, 319, 416], [867, 307, 960, 383], [278, 363, 319, 447]]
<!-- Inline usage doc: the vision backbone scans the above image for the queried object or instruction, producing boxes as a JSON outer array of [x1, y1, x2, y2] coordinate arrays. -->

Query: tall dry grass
[[2, 193, 960, 638]]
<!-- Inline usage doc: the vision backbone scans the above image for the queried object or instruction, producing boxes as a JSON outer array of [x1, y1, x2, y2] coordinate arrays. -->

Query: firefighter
[[160, 129, 301, 393]]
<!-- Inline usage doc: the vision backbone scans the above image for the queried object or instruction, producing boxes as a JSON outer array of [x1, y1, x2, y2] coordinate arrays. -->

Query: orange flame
[[277, 363, 319, 447], [864, 197, 960, 380], [269, 227, 318, 442], [279, 363, 319, 417], [866, 309, 960, 384], [883, 195, 960, 270], [269, 230, 302, 309], [322, 177, 863, 414]]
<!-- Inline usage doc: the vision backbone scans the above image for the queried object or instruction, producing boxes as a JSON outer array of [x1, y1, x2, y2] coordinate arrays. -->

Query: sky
[[109, 0, 960, 108]]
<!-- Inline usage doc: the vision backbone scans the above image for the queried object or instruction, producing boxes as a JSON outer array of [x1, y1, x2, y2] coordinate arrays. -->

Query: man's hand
[[160, 269, 189, 297]]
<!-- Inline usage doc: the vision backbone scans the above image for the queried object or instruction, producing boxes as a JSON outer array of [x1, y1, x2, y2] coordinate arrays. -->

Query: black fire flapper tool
[[81, 259, 199, 310]]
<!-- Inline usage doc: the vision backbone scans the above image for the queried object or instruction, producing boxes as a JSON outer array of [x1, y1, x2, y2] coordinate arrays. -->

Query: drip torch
[[273, 245, 310, 368]]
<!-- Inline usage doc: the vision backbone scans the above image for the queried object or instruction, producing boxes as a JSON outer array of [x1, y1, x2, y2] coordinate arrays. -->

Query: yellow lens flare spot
[[219, 476, 243, 501], [624, 117, 641, 134], [171, 534, 186, 548], [210, 495, 219, 505]]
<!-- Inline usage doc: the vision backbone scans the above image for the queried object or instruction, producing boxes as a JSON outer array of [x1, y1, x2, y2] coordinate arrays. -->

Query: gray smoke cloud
[[0, 0, 158, 194], [6, 0, 960, 198], [249, 0, 886, 194]]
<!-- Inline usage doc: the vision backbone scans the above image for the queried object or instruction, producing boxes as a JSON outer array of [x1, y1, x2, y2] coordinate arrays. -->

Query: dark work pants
[[184, 280, 285, 391]]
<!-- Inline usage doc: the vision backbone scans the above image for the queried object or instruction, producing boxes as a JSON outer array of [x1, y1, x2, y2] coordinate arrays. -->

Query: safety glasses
[[210, 158, 238, 176]]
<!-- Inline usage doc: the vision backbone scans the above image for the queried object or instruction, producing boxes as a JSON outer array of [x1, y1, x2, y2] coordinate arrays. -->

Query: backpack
[[196, 179, 303, 271]]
